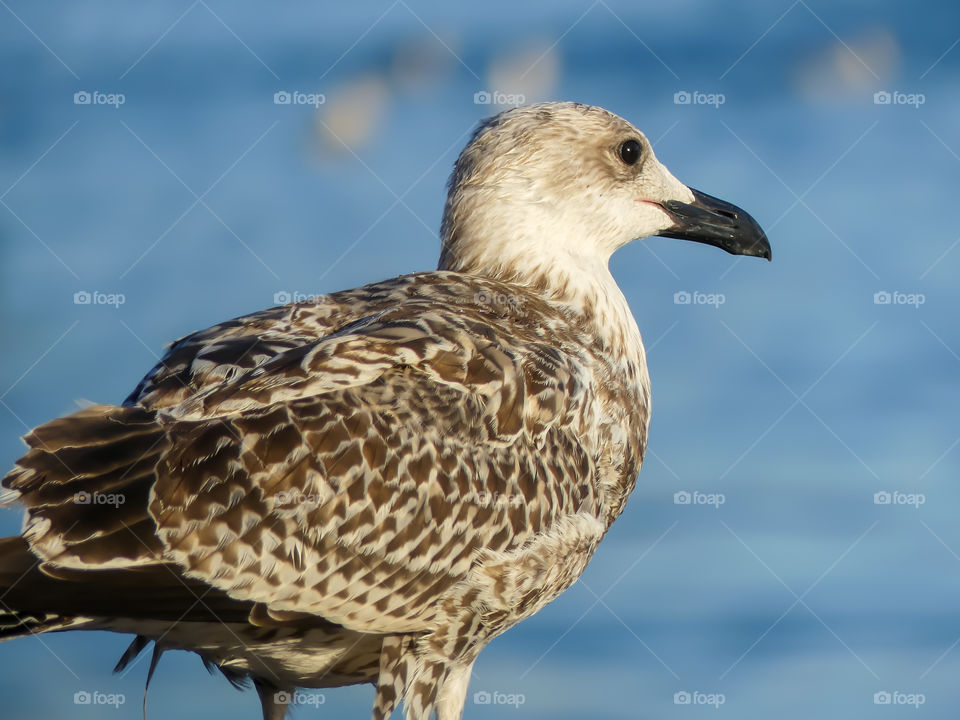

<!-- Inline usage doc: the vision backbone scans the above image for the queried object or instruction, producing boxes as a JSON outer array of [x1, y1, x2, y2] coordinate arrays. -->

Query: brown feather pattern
[[1, 273, 648, 714]]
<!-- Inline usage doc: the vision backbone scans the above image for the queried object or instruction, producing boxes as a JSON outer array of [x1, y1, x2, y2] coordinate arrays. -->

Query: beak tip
[[757, 239, 772, 262]]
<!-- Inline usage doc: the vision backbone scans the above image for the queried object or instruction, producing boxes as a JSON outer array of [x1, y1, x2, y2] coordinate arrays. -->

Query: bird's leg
[[253, 677, 292, 720], [373, 635, 415, 720], [374, 634, 474, 720], [433, 660, 475, 720], [402, 657, 446, 720], [399, 656, 476, 720]]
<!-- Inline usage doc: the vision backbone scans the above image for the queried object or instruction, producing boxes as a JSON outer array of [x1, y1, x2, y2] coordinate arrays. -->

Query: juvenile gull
[[0, 102, 769, 720]]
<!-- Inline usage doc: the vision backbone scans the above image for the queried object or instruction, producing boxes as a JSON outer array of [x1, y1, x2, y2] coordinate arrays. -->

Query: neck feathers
[[441, 240, 645, 367]]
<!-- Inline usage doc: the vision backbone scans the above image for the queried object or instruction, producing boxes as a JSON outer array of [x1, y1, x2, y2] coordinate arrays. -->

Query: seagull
[[0, 102, 769, 720]]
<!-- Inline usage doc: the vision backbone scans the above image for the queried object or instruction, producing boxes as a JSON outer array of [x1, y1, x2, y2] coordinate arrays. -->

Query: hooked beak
[[659, 188, 771, 260]]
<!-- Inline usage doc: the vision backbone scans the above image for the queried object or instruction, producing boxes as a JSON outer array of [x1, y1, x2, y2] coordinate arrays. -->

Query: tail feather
[[2, 404, 169, 569], [0, 536, 91, 639], [113, 634, 150, 673], [0, 536, 255, 640], [0, 609, 87, 640]]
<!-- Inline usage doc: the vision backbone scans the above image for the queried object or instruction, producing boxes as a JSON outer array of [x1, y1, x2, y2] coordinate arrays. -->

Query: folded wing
[[4, 291, 602, 636]]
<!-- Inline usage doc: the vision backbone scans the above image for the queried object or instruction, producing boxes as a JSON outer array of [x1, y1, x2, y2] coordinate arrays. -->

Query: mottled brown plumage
[[0, 102, 768, 719]]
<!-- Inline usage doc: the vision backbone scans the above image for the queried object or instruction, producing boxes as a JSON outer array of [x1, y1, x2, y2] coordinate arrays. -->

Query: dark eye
[[618, 139, 641, 166]]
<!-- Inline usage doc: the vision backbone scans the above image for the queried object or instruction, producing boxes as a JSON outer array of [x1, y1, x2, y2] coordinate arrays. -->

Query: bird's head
[[439, 102, 770, 292]]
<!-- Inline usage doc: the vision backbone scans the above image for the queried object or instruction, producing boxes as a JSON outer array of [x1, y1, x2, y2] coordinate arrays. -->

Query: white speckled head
[[439, 103, 693, 284], [439, 102, 768, 298]]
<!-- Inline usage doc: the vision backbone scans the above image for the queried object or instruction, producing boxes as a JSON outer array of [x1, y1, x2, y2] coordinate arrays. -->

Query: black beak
[[659, 188, 771, 260]]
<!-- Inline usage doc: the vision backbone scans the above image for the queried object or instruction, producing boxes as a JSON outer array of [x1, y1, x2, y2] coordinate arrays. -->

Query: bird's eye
[[618, 139, 642, 166]]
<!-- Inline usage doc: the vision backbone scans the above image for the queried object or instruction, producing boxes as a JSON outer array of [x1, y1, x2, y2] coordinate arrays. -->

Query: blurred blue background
[[2, 1, 959, 717]]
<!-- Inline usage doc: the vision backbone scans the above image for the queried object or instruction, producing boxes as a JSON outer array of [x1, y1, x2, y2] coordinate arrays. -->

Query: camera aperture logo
[[674, 290, 725, 308], [674, 490, 725, 508], [274, 690, 325, 707], [273, 90, 325, 107], [472, 690, 525, 708], [674, 690, 726, 707], [873, 690, 925, 707], [673, 90, 725, 108], [873, 491, 925, 508], [73, 690, 126, 708], [74, 290, 126, 308], [74, 90, 125, 108], [873, 90, 925, 108]]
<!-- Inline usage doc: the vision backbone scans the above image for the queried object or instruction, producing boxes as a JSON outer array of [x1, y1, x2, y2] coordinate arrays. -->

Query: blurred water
[[1, 1, 959, 718]]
